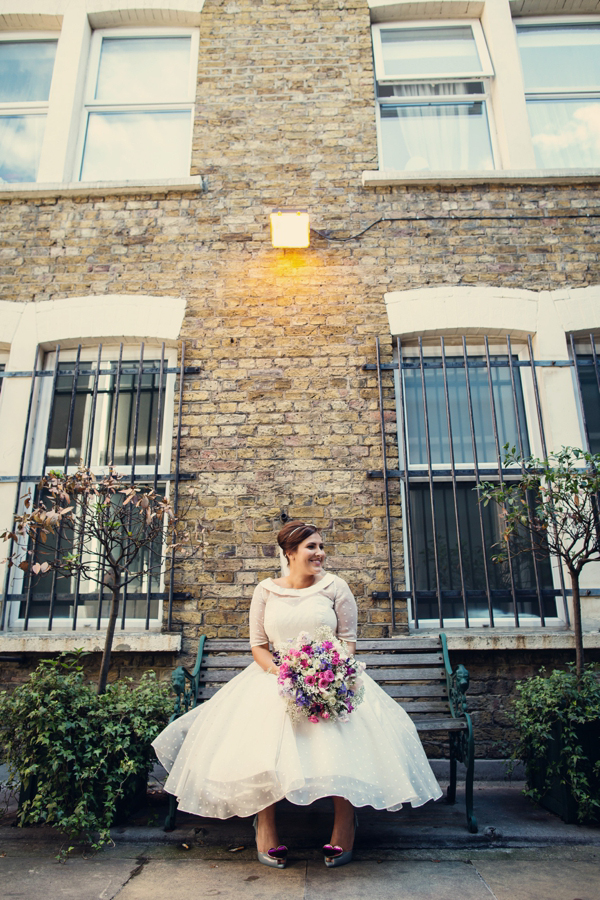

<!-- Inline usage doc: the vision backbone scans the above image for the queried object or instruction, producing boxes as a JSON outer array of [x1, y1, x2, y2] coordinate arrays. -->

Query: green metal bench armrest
[[440, 632, 470, 719], [168, 635, 206, 723]]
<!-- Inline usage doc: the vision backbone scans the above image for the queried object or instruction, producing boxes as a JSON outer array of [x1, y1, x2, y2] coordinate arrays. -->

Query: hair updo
[[277, 520, 320, 562]]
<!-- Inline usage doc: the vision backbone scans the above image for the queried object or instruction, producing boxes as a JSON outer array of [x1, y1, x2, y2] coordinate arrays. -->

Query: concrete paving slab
[[116, 859, 307, 900], [304, 860, 495, 900], [474, 860, 600, 900], [0, 856, 136, 900]]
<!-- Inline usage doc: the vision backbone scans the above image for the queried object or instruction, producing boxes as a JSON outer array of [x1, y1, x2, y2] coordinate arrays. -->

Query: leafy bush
[[0, 653, 171, 849], [509, 665, 600, 823]]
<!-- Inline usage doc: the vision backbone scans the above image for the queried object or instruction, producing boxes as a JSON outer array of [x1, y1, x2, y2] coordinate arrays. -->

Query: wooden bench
[[163, 633, 477, 834]]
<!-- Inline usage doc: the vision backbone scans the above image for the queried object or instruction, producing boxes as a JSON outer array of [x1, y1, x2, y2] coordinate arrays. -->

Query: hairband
[[286, 523, 317, 539]]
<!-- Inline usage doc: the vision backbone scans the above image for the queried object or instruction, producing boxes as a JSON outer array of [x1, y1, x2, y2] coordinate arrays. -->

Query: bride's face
[[288, 532, 325, 577]]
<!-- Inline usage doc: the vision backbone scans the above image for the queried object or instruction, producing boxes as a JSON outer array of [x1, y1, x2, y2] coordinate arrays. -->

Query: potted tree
[[480, 446, 600, 824], [0, 467, 202, 848], [3, 466, 200, 693]]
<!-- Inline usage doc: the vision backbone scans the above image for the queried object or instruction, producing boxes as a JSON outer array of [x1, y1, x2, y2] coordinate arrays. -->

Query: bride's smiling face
[[288, 533, 325, 577]]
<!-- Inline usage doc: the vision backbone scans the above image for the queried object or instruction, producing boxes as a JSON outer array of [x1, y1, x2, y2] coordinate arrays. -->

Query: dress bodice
[[249, 572, 357, 648]]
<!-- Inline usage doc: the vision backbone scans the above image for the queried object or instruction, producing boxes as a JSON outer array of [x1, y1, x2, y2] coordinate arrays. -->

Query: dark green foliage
[[509, 665, 600, 823], [0, 653, 171, 849]]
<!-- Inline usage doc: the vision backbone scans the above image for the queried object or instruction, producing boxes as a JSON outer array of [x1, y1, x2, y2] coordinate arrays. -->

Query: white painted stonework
[[0, 631, 182, 652]]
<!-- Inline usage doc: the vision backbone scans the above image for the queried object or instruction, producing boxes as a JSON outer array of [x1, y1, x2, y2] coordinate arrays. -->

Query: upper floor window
[[78, 28, 198, 181], [371, 22, 496, 173], [0, 36, 57, 183], [516, 21, 600, 169]]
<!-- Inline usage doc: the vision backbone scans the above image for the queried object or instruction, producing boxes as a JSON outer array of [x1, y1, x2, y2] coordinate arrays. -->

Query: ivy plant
[[509, 665, 600, 823], [0, 653, 171, 851]]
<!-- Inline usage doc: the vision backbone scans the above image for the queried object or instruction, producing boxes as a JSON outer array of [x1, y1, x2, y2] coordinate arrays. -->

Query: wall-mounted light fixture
[[270, 209, 310, 248]]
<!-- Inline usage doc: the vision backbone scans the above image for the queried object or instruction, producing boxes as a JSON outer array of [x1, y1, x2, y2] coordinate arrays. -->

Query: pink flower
[[309, 715, 319, 724], [301, 658, 309, 668], [318, 677, 330, 690], [322, 640, 334, 650], [322, 711, 330, 719], [331, 652, 341, 665], [305, 675, 316, 685], [323, 669, 335, 683]]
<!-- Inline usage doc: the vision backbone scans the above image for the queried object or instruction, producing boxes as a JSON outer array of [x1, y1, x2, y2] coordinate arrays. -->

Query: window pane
[[575, 354, 600, 454], [45, 360, 165, 469], [0, 41, 57, 102], [380, 26, 482, 78], [403, 356, 529, 466], [410, 482, 556, 620], [526, 99, 600, 169], [0, 115, 46, 182], [95, 37, 191, 102], [80, 110, 191, 181], [380, 102, 493, 171], [516, 24, 600, 91]]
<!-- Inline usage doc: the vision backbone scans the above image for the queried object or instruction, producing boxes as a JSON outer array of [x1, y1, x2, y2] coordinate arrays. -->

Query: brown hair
[[277, 521, 320, 561]]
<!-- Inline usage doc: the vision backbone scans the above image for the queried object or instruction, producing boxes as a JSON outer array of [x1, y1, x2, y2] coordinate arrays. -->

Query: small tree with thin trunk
[[479, 446, 600, 681], [2, 467, 200, 694]]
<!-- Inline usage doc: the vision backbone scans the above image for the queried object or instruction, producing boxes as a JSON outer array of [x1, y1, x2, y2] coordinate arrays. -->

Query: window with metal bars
[[1, 342, 189, 633], [389, 335, 563, 628]]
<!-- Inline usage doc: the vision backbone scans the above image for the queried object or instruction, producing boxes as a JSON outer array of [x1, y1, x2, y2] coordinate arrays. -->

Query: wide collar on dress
[[264, 572, 335, 597]]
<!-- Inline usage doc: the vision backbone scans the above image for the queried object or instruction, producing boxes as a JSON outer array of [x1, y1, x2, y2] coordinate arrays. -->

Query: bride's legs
[[330, 796, 356, 850], [255, 803, 280, 852]]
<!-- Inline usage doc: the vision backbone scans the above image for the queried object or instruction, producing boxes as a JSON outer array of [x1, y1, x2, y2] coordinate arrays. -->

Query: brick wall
[[1, 0, 600, 746]]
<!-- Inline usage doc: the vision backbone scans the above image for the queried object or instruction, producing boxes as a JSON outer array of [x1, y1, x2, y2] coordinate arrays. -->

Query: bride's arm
[[249, 584, 279, 673], [252, 643, 279, 675]]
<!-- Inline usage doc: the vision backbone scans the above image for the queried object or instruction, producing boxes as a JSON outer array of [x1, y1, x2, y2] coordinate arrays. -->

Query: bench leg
[[447, 751, 457, 805], [164, 793, 178, 831], [464, 714, 478, 834]]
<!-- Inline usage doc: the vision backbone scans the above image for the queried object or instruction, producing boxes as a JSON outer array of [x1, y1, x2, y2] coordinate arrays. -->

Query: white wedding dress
[[152, 572, 442, 819]]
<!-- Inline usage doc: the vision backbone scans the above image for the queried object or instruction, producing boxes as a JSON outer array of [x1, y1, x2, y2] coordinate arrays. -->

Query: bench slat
[[380, 683, 447, 698], [369, 667, 446, 681], [415, 718, 467, 732], [357, 653, 443, 666], [356, 639, 442, 650], [397, 701, 451, 713], [201, 667, 447, 684], [201, 653, 444, 668], [202, 656, 252, 667]]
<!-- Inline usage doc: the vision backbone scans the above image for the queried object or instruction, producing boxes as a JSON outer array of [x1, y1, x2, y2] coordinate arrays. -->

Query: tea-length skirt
[[152, 660, 443, 819]]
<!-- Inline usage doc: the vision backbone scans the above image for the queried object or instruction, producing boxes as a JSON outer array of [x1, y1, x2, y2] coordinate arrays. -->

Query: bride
[[152, 521, 442, 868]]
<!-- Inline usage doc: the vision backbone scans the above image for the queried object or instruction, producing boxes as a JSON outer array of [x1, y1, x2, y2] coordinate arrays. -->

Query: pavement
[[1, 771, 599, 900]]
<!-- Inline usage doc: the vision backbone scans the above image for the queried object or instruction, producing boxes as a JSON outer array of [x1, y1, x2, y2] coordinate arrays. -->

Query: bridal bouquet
[[272, 627, 365, 724]]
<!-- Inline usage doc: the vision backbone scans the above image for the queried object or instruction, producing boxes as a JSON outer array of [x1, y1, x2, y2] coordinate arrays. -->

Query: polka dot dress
[[152, 573, 443, 819]]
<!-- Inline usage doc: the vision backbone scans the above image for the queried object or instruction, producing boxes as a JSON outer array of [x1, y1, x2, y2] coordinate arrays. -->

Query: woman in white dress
[[152, 521, 442, 868]]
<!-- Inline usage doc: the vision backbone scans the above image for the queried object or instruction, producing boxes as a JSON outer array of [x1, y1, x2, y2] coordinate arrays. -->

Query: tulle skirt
[[152, 661, 443, 819]]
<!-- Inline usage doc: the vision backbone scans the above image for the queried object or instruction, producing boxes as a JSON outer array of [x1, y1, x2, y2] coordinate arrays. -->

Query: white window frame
[[371, 20, 500, 172], [6, 343, 177, 631], [372, 20, 494, 83], [0, 31, 59, 183], [75, 25, 199, 183]]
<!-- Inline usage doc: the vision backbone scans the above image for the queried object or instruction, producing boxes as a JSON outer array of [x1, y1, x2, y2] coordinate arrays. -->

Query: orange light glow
[[270, 210, 310, 248]]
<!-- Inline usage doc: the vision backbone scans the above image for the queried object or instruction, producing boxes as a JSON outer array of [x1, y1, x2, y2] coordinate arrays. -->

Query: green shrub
[[0, 653, 171, 850], [509, 665, 600, 823]]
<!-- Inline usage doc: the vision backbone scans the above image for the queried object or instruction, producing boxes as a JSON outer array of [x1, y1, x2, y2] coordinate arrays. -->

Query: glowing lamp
[[270, 209, 310, 248]]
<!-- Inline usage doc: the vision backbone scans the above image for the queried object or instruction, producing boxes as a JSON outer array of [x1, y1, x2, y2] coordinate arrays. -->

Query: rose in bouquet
[[272, 626, 365, 723]]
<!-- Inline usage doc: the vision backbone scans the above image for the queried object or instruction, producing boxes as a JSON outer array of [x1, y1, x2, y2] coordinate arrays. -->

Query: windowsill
[[0, 631, 182, 653], [409, 627, 600, 651], [0, 176, 205, 200], [362, 168, 600, 187]]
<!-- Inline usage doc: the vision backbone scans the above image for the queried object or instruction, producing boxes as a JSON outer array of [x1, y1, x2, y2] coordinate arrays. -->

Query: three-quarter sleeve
[[249, 583, 269, 647], [333, 577, 358, 642]]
